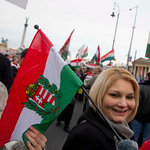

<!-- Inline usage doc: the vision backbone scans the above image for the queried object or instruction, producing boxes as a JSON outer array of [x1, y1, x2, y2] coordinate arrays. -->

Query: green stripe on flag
[[60, 64, 83, 108], [22, 64, 83, 147], [145, 44, 150, 58], [81, 53, 88, 58], [94, 54, 97, 62], [72, 66, 80, 69], [101, 57, 114, 63], [61, 52, 68, 61]]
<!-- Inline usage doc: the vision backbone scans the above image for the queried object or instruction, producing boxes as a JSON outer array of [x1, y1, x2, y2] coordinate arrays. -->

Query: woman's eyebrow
[[128, 93, 135, 95], [108, 90, 134, 95], [108, 90, 119, 93]]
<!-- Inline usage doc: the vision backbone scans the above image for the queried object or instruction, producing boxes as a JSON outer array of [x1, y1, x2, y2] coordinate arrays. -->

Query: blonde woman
[[63, 68, 139, 150]]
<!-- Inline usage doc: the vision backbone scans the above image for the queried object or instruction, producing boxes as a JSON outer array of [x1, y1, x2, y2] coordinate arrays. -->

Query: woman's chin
[[111, 117, 126, 123]]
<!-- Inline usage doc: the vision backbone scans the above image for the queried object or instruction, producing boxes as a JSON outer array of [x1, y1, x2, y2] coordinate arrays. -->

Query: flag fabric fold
[[145, 31, 150, 58], [70, 59, 82, 69], [81, 46, 88, 58], [0, 29, 83, 147], [58, 29, 74, 61], [101, 49, 114, 63], [20, 45, 26, 52], [76, 49, 80, 58], [84, 74, 93, 83], [76, 44, 85, 58], [86, 63, 97, 69], [94, 45, 101, 64]]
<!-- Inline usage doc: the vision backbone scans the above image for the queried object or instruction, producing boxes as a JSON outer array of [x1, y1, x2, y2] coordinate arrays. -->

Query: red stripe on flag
[[84, 46, 88, 53], [59, 29, 74, 55], [97, 45, 100, 63], [101, 49, 114, 60], [70, 59, 82, 63], [49, 96, 55, 105]]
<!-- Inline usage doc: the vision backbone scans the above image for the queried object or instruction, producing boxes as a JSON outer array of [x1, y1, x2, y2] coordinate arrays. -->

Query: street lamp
[[111, 3, 120, 50], [109, 3, 120, 66], [126, 6, 138, 70]]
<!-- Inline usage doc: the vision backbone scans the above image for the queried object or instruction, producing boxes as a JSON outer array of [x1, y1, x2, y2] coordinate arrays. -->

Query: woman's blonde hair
[[89, 68, 139, 122]]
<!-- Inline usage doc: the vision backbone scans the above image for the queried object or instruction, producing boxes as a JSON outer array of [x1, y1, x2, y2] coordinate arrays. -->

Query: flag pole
[[34, 24, 39, 30], [81, 86, 123, 141]]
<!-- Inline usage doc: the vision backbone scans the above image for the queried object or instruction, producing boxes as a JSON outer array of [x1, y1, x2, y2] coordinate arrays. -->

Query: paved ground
[[44, 99, 83, 150]]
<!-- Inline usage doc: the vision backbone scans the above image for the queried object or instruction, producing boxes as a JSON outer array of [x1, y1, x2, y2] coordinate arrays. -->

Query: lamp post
[[110, 3, 120, 66], [111, 3, 120, 51], [132, 50, 137, 75], [126, 6, 138, 70]]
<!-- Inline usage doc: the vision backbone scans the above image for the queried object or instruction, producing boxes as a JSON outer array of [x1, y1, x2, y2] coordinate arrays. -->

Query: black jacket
[[135, 80, 150, 123], [0, 53, 13, 91], [62, 107, 123, 150], [11, 65, 18, 79]]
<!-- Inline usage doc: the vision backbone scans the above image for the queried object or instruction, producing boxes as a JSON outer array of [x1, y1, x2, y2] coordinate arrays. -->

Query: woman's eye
[[109, 94, 119, 97], [126, 96, 134, 99]]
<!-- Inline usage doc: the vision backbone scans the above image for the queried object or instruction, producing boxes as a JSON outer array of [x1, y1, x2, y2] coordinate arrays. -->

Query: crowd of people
[[0, 49, 150, 150]]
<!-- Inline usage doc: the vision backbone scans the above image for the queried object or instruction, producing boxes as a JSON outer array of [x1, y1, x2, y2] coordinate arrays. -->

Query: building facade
[[132, 57, 150, 80]]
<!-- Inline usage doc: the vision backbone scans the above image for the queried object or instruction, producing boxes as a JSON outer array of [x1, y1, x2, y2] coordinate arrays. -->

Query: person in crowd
[[62, 68, 139, 150], [4, 53, 12, 62], [0, 53, 13, 92], [11, 56, 19, 79], [83, 66, 102, 112], [0, 81, 8, 120], [56, 64, 76, 133], [131, 72, 150, 145], [80, 67, 91, 82], [76, 67, 82, 79], [78, 67, 90, 102], [3, 126, 47, 150], [74, 67, 84, 101], [19, 48, 28, 67]]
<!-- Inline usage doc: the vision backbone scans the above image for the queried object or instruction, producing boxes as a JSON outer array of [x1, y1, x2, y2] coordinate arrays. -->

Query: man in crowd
[[131, 72, 150, 145], [83, 66, 102, 111]]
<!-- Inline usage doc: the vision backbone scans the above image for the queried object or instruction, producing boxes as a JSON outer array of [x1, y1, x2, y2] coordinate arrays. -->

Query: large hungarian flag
[[58, 29, 74, 61], [81, 46, 88, 58], [70, 59, 82, 69], [0, 29, 83, 146], [94, 45, 101, 64], [145, 31, 150, 58], [101, 49, 114, 63]]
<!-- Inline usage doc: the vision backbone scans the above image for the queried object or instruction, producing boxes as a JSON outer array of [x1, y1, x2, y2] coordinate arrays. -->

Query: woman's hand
[[25, 126, 47, 150]]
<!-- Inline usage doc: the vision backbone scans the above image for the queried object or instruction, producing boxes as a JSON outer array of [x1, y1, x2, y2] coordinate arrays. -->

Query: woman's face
[[102, 79, 135, 123], [13, 58, 18, 64]]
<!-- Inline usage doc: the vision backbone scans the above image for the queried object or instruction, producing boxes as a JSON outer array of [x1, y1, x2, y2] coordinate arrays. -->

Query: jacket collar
[[77, 107, 115, 140]]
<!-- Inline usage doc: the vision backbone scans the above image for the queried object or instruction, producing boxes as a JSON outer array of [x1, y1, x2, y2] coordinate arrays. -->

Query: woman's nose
[[118, 97, 127, 107]]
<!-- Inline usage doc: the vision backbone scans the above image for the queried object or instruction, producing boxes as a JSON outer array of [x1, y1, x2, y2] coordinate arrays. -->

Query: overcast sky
[[0, 0, 150, 65]]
